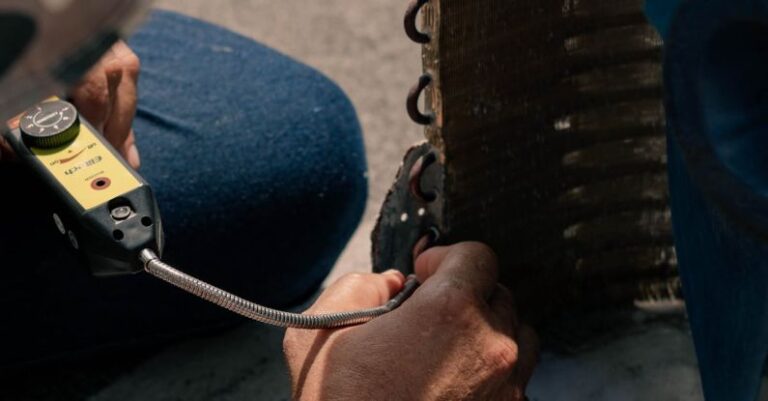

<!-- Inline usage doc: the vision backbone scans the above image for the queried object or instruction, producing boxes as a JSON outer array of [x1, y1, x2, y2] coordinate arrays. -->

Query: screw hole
[[113, 230, 124, 241], [141, 216, 153, 227]]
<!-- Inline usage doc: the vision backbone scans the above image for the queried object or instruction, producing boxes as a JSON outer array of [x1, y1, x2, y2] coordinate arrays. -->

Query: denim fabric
[[0, 10, 367, 365], [644, 0, 681, 38], [646, 1, 768, 399]]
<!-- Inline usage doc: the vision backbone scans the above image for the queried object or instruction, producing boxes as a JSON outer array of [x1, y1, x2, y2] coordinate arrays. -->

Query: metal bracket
[[372, 142, 444, 274], [404, 0, 431, 44], [406, 74, 434, 125]]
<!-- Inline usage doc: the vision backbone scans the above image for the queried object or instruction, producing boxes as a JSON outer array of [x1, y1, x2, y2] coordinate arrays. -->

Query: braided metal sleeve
[[139, 249, 420, 329]]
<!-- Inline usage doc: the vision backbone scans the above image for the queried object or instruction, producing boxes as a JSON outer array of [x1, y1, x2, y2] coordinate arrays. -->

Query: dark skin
[[284, 242, 539, 401]]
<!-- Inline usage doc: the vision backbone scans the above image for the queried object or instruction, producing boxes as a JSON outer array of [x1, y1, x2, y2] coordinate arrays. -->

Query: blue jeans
[[0, 10, 367, 366], [647, 2, 768, 399]]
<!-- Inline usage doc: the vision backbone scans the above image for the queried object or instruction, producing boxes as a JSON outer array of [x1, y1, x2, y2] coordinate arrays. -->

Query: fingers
[[103, 42, 141, 168], [489, 284, 518, 335], [414, 242, 536, 391], [307, 270, 406, 314], [68, 41, 141, 168], [122, 130, 140, 169], [413, 245, 452, 281], [512, 325, 540, 388], [414, 242, 499, 301], [70, 61, 113, 133]]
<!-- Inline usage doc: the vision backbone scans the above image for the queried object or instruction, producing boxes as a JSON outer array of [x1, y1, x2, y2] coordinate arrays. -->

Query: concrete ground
[[13, 1, 759, 400]]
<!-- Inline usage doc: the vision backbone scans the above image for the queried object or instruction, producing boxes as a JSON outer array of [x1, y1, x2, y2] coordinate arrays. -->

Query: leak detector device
[[4, 97, 162, 276], [1, 0, 417, 330], [4, 97, 417, 329]]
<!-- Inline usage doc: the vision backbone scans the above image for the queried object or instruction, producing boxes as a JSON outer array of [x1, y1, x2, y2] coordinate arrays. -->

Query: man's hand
[[70, 40, 141, 169], [0, 41, 141, 167], [284, 242, 539, 401]]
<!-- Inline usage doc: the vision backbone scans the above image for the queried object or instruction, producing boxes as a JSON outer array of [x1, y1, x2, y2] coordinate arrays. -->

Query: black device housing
[[2, 117, 163, 276]]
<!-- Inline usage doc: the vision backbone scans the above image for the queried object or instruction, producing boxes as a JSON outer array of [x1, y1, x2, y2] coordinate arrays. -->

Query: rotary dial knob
[[20, 99, 80, 148]]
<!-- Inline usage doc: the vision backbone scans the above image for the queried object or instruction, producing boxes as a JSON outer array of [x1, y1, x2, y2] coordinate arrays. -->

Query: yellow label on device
[[31, 123, 141, 210]]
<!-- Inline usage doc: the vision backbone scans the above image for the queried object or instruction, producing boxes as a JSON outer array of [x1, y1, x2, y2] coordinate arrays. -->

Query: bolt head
[[111, 206, 133, 220]]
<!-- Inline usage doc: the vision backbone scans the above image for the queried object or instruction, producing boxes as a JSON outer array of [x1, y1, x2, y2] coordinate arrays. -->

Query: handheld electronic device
[[1, 0, 416, 331], [3, 98, 418, 329], [4, 97, 162, 276]]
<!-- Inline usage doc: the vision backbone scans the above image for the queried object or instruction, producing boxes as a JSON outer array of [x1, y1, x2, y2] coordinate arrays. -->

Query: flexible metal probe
[[140, 249, 420, 329], [6, 97, 420, 330]]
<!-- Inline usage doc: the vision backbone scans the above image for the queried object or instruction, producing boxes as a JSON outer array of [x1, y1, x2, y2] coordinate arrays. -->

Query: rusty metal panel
[[376, 0, 680, 345]]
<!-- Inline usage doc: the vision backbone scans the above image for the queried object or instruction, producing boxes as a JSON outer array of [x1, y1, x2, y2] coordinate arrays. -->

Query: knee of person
[[299, 70, 364, 154], [288, 70, 368, 218]]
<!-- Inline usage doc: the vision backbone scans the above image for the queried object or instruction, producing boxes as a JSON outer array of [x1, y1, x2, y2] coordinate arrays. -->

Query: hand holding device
[[284, 242, 539, 401]]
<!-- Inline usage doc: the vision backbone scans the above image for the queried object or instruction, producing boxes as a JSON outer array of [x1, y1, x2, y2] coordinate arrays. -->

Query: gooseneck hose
[[140, 249, 419, 329]]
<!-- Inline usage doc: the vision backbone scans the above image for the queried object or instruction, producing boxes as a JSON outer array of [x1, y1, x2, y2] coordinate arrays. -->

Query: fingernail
[[383, 269, 405, 279], [127, 144, 141, 169]]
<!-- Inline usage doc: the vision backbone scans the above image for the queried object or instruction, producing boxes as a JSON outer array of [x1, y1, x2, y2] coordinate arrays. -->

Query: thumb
[[121, 129, 140, 169], [307, 271, 406, 314]]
